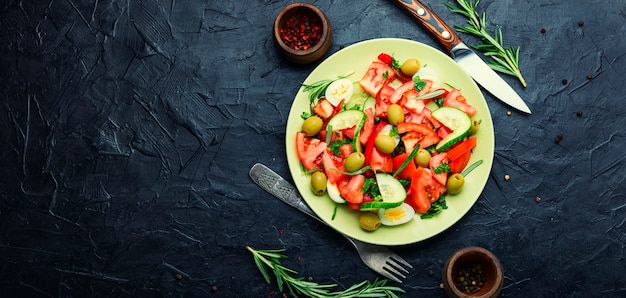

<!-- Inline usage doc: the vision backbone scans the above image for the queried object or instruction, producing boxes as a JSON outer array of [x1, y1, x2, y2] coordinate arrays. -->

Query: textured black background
[[1, 0, 625, 297]]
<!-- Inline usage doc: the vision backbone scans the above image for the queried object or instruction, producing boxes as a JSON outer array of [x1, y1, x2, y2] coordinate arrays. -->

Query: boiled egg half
[[325, 78, 354, 107], [378, 203, 415, 226]]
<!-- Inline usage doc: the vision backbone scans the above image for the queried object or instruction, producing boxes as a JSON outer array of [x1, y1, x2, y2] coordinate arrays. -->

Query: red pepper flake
[[280, 12, 323, 51], [279, 229, 285, 234], [535, 196, 541, 203], [377, 53, 393, 65], [297, 256, 302, 262]]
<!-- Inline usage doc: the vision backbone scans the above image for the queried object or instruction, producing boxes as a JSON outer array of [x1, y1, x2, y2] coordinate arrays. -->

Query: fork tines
[[383, 255, 413, 282]]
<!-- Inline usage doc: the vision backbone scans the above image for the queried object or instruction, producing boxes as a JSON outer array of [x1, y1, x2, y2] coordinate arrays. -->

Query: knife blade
[[391, 0, 531, 114]]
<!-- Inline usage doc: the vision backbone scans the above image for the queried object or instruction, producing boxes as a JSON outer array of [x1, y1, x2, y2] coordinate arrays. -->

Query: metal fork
[[249, 163, 413, 283]]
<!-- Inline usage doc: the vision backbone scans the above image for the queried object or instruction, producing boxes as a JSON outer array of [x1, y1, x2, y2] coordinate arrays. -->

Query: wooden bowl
[[273, 3, 332, 64], [442, 246, 504, 298]]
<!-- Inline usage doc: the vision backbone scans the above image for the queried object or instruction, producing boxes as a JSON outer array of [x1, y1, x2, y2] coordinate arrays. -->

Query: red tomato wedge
[[338, 174, 365, 204], [407, 167, 446, 214], [296, 132, 327, 171], [390, 81, 415, 104], [359, 61, 395, 97], [321, 150, 346, 184], [359, 108, 375, 145], [444, 88, 476, 117], [375, 84, 395, 118], [392, 153, 417, 180], [429, 152, 450, 186], [312, 98, 334, 120], [364, 122, 394, 172], [397, 122, 440, 153]]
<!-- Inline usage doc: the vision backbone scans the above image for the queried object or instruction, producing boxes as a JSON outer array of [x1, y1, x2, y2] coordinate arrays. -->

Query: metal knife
[[391, 0, 531, 114]]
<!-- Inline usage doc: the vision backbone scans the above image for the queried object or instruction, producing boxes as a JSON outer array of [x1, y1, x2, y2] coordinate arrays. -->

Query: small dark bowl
[[442, 246, 504, 298], [273, 3, 332, 64]]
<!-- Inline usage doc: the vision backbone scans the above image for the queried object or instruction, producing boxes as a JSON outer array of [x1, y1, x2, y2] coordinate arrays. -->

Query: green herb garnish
[[247, 246, 405, 297], [445, 0, 527, 87], [413, 76, 427, 91], [434, 163, 452, 174], [421, 195, 448, 219], [393, 145, 421, 177]]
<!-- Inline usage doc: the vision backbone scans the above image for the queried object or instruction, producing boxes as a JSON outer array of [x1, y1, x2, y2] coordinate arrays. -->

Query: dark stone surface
[[1, 0, 625, 297]]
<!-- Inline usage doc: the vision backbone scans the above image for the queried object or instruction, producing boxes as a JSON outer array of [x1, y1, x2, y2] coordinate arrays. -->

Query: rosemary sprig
[[300, 72, 355, 104], [445, 0, 527, 87], [247, 246, 405, 298]]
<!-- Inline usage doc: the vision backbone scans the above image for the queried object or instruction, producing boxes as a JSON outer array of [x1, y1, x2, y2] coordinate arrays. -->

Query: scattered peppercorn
[[578, 20, 584, 27], [586, 73, 593, 79], [428, 269, 435, 276], [506, 111, 511, 116], [175, 274, 182, 280], [576, 111, 583, 117], [455, 262, 486, 294], [282, 293, 288, 298], [211, 285, 218, 292], [554, 133, 564, 143], [540, 28, 546, 33], [279, 12, 323, 51], [562, 79, 568, 85], [504, 174, 510, 181]]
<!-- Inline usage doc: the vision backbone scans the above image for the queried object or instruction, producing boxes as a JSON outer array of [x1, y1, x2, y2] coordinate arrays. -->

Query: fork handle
[[249, 163, 358, 246]]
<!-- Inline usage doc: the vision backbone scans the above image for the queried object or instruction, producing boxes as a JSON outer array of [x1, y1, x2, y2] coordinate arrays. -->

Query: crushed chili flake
[[280, 12, 323, 51], [279, 229, 285, 234]]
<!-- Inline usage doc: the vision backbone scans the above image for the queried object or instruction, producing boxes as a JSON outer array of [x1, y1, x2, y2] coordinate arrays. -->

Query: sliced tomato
[[359, 108, 375, 145], [321, 150, 346, 184], [375, 84, 395, 118], [359, 61, 395, 97], [444, 88, 476, 117], [446, 137, 477, 161], [338, 143, 353, 159], [296, 132, 327, 171], [390, 81, 415, 104], [364, 122, 393, 173], [397, 122, 440, 153], [338, 174, 365, 204], [449, 150, 471, 174], [437, 125, 452, 140], [415, 80, 434, 97], [312, 98, 335, 120], [342, 126, 357, 140], [392, 153, 417, 180], [407, 167, 445, 214], [429, 152, 450, 186]]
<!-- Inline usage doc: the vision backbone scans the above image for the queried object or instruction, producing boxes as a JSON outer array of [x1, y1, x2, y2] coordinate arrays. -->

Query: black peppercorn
[[562, 79, 567, 85], [540, 28, 546, 33], [577, 111, 583, 117], [578, 20, 585, 26]]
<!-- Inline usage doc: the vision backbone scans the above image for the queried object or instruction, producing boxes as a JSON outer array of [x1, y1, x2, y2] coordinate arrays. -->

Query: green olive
[[310, 171, 327, 195], [401, 58, 421, 77], [359, 212, 381, 231], [414, 149, 431, 168], [344, 152, 365, 172], [375, 134, 396, 154], [446, 173, 465, 195], [302, 116, 323, 136], [470, 119, 480, 135], [387, 104, 405, 125]]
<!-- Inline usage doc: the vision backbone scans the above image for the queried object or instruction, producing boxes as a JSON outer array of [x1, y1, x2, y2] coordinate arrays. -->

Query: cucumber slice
[[327, 110, 366, 152], [327, 110, 365, 131], [431, 106, 472, 152], [360, 173, 406, 210]]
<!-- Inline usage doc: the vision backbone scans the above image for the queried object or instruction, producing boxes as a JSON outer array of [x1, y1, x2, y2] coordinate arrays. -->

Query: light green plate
[[285, 38, 494, 246]]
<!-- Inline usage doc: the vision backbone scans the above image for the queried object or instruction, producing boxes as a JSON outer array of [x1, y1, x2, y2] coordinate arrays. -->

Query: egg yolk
[[383, 206, 407, 223], [330, 82, 351, 100]]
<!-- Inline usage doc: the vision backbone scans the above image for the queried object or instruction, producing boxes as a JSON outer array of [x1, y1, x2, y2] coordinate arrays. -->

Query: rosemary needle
[[247, 246, 405, 297], [445, 0, 528, 87]]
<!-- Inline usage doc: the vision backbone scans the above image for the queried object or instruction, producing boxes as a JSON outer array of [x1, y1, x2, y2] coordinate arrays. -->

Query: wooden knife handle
[[391, 0, 462, 52]]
